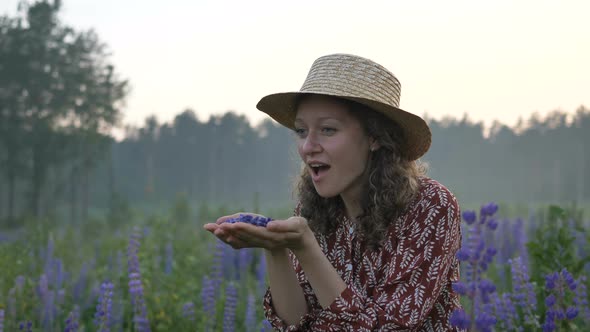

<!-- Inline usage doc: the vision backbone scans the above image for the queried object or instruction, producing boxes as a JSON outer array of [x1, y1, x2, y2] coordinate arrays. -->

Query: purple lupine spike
[[561, 268, 576, 290], [573, 276, 590, 322], [94, 281, 114, 332], [452, 202, 500, 331], [462, 211, 477, 225], [475, 302, 497, 332], [509, 256, 537, 325], [15, 275, 25, 292], [238, 248, 253, 280], [37, 274, 55, 329], [127, 227, 151, 332], [566, 307, 579, 320], [18, 321, 32, 332], [201, 275, 216, 331], [449, 309, 470, 329], [490, 292, 518, 331], [223, 283, 238, 332], [260, 319, 273, 332], [64, 306, 80, 332], [223, 244, 238, 280], [245, 294, 257, 332], [182, 302, 195, 321], [73, 262, 90, 303], [543, 267, 581, 330], [0, 309, 4, 332], [212, 240, 225, 289]]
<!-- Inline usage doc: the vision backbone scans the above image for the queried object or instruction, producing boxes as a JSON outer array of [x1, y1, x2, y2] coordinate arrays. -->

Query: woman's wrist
[[291, 227, 319, 258], [264, 247, 289, 258]]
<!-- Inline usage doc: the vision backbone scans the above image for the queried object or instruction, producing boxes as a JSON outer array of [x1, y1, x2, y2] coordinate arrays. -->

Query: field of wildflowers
[[0, 202, 588, 331]]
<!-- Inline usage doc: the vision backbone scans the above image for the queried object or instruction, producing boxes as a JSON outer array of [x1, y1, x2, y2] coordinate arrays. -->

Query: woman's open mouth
[[309, 163, 331, 181]]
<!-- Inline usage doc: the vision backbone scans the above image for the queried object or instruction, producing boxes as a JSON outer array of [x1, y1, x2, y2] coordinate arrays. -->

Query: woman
[[204, 54, 463, 331]]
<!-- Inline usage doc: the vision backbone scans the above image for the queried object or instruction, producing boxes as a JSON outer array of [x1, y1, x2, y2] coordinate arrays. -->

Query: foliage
[[451, 203, 590, 331], [1, 201, 588, 331]]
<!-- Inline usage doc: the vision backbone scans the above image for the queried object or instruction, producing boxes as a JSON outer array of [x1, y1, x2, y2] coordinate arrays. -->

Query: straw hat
[[256, 53, 431, 160]]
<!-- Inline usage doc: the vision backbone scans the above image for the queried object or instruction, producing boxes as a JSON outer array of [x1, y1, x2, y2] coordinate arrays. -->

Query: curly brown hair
[[294, 95, 428, 249]]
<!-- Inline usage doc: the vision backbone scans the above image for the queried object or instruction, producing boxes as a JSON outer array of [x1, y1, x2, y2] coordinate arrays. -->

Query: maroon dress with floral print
[[263, 177, 464, 331]]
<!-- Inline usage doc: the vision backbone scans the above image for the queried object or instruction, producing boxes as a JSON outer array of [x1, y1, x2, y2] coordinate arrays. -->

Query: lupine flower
[[0, 309, 4, 332], [462, 211, 477, 225], [543, 268, 580, 331], [18, 321, 32, 332], [260, 319, 273, 332], [64, 306, 80, 332], [245, 293, 257, 332], [451, 202, 500, 331], [480, 202, 499, 217], [201, 275, 216, 331], [94, 281, 114, 331], [490, 292, 519, 331], [449, 309, 470, 329], [566, 307, 578, 319], [475, 305, 496, 332], [223, 283, 238, 332], [509, 257, 537, 325], [223, 244, 238, 280], [37, 274, 55, 329], [238, 248, 253, 281], [452, 281, 468, 295], [573, 276, 590, 322], [127, 227, 151, 332], [211, 240, 225, 290], [15, 275, 25, 292], [182, 302, 195, 321]]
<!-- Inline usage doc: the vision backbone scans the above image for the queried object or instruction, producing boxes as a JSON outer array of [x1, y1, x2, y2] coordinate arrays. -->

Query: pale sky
[[2, 0, 589, 134]]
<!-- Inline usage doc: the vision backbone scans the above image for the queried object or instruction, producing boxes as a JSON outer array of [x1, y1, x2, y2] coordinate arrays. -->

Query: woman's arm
[[264, 247, 308, 325], [290, 229, 347, 309]]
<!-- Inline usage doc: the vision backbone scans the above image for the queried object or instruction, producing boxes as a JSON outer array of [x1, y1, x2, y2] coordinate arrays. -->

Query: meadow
[[0, 198, 588, 332]]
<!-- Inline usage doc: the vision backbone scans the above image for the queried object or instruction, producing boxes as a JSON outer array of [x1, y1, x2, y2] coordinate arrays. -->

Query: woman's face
[[295, 96, 374, 200]]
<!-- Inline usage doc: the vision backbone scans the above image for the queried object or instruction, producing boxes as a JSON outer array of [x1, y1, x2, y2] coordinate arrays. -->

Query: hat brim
[[256, 91, 431, 161]]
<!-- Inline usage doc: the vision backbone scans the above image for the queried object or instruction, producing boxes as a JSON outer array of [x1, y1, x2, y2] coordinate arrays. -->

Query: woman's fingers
[[215, 213, 242, 224], [215, 212, 265, 224], [204, 214, 309, 250], [203, 223, 218, 232]]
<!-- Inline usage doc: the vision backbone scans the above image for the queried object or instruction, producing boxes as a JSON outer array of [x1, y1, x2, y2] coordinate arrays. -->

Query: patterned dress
[[263, 177, 464, 331]]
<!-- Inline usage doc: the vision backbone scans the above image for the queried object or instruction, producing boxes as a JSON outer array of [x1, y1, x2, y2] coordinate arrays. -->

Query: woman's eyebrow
[[295, 116, 342, 124]]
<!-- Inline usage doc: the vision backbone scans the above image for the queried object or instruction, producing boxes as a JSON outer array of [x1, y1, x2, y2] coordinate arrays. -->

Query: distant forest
[[1, 1, 588, 222], [2, 106, 590, 221]]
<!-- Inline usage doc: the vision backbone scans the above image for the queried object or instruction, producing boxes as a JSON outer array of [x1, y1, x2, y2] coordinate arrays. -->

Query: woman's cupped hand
[[203, 213, 312, 251]]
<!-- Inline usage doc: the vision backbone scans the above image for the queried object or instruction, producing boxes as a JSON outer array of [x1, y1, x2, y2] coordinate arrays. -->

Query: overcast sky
[[2, 0, 589, 133]]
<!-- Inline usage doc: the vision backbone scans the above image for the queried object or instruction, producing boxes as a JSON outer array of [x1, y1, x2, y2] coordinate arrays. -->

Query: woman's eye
[[294, 128, 307, 137], [322, 127, 336, 134]]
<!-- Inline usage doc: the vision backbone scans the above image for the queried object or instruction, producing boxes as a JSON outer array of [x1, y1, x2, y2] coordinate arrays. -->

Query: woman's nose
[[301, 133, 322, 154]]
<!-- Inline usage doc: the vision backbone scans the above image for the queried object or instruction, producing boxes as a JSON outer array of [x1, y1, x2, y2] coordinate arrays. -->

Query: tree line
[[1, 1, 588, 223]]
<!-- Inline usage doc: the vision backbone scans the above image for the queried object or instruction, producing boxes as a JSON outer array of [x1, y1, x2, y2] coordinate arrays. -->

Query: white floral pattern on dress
[[264, 177, 465, 331]]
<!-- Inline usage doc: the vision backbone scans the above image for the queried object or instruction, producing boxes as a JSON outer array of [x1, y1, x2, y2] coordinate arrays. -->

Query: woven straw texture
[[256, 54, 431, 160]]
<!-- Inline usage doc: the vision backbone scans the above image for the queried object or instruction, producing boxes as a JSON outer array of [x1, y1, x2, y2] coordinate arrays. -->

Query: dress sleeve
[[309, 186, 462, 331], [262, 202, 324, 331]]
